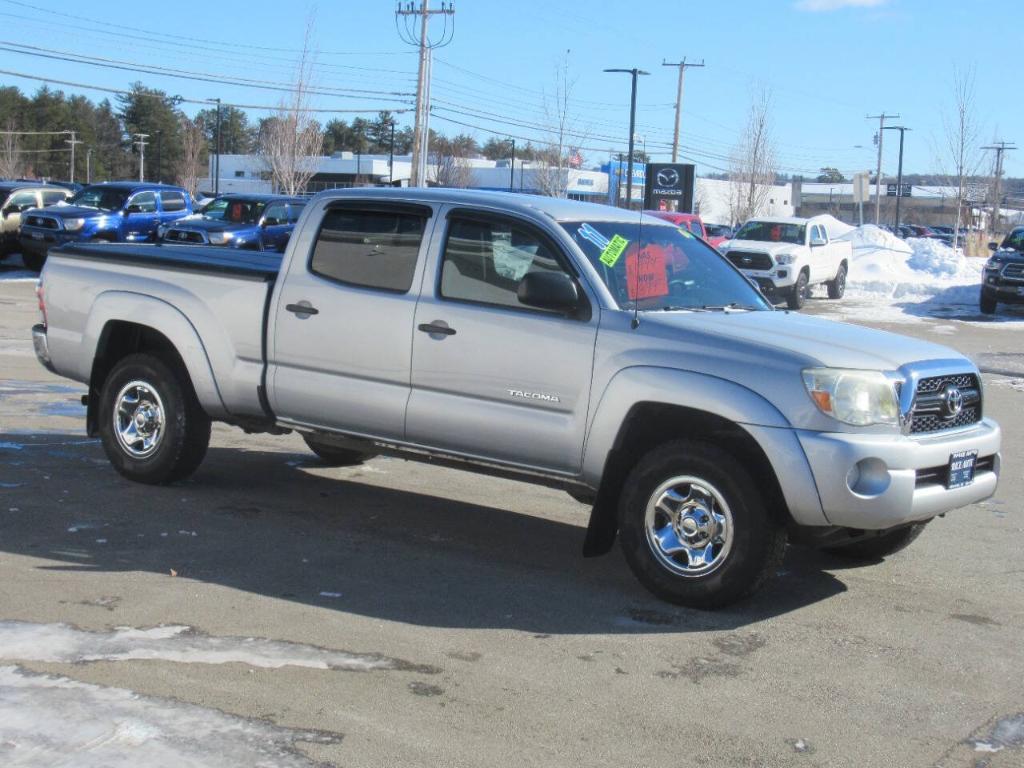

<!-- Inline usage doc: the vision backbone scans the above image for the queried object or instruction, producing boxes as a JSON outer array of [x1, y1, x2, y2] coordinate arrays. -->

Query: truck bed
[[53, 241, 283, 281]]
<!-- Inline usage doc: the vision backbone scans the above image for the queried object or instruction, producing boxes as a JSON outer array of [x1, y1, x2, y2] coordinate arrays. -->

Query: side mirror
[[810, 236, 827, 247], [2, 205, 18, 217], [262, 218, 278, 227], [988, 241, 998, 252], [517, 271, 580, 314]]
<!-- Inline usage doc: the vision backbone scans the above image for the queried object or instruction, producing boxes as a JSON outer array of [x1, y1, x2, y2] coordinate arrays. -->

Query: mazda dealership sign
[[644, 163, 695, 211]]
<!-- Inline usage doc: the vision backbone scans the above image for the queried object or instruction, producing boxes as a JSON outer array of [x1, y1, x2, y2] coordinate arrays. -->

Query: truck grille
[[24, 215, 60, 230], [165, 229, 205, 244], [1001, 263, 1024, 281], [725, 250, 773, 271], [909, 373, 982, 434]]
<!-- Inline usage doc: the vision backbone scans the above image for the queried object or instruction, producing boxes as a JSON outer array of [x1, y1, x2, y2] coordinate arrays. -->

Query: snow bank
[[836, 223, 912, 255]]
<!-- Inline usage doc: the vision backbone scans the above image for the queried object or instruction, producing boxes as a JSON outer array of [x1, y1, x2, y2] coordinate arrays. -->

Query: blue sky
[[2, 0, 1021, 178]]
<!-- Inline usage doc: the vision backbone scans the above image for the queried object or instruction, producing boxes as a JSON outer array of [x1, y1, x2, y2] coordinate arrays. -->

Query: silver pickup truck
[[31, 188, 1001, 608]]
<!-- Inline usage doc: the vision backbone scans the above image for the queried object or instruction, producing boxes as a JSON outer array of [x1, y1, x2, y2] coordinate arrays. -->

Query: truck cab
[[0, 182, 73, 260], [160, 194, 306, 252], [18, 182, 192, 271]]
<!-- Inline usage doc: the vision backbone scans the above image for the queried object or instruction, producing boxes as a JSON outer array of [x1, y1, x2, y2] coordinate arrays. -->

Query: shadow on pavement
[[0, 431, 847, 635]]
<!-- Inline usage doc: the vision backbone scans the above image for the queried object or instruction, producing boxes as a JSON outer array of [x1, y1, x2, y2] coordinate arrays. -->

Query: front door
[[406, 210, 598, 474], [269, 202, 435, 439]]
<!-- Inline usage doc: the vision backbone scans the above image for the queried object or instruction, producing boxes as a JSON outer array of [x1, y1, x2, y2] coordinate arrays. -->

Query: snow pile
[[906, 237, 972, 278], [837, 223, 912, 255]]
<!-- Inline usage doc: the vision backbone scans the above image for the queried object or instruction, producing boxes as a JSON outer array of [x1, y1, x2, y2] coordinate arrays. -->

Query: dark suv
[[981, 227, 1024, 314]]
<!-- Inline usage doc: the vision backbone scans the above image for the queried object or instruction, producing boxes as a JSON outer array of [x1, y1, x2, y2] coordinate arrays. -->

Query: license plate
[[30, 231, 43, 240], [947, 449, 978, 489]]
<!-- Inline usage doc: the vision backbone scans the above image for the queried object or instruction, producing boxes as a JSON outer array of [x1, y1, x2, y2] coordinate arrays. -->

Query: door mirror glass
[[517, 271, 580, 313], [988, 241, 999, 251]]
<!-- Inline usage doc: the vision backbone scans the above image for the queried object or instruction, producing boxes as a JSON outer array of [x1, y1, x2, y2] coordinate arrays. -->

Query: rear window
[[309, 208, 426, 293], [160, 190, 187, 212]]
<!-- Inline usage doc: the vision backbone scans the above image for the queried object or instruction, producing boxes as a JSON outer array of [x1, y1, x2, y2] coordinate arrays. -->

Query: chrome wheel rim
[[113, 380, 165, 458], [644, 475, 734, 577]]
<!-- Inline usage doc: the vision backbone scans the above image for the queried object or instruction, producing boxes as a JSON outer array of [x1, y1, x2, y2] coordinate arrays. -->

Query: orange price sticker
[[625, 246, 669, 300]]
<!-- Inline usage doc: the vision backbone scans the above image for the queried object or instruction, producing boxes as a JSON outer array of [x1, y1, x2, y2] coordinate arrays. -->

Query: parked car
[[18, 182, 193, 271], [900, 224, 939, 239], [703, 223, 734, 250], [646, 210, 707, 237], [930, 225, 954, 236], [0, 182, 73, 261], [159, 194, 307, 252], [31, 188, 1000, 609], [718, 216, 851, 309], [981, 227, 1024, 314]]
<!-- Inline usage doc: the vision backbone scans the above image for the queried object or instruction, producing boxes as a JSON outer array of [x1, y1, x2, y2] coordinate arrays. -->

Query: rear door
[[158, 190, 189, 227], [260, 201, 292, 252], [269, 201, 435, 439], [124, 190, 160, 241], [406, 209, 598, 474]]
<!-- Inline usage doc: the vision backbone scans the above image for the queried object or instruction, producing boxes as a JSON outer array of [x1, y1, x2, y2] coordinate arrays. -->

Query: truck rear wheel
[[786, 270, 809, 310], [302, 435, 374, 467], [823, 522, 928, 560], [827, 263, 847, 299], [98, 353, 211, 485], [617, 440, 786, 609]]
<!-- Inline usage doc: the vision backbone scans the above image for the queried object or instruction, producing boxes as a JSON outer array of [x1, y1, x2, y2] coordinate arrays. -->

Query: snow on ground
[[0, 665, 339, 767]]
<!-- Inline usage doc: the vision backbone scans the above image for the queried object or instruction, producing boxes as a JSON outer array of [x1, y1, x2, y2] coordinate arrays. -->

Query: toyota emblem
[[942, 384, 964, 419], [656, 168, 679, 187]]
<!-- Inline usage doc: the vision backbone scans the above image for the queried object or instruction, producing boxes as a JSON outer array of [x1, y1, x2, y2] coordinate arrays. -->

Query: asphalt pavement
[[1, 273, 1022, 767]]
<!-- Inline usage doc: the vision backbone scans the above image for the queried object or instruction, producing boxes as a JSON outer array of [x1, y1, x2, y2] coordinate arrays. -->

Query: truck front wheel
[[617, 440, 786, 609], [98, 353, 211, 485], [21, 251, 45, 272], [786, 270, 809, 309]]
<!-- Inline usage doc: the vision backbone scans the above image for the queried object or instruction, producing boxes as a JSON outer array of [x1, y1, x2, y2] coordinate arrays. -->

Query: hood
[[722, 239, 800, 255], [28, 205, 111, 220], [167, 217, 257, 234], [992, 248, 1024, 261], [641, 309, 964, 371]]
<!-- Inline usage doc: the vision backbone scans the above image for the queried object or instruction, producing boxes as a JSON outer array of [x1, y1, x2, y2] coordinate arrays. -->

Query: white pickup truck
[[719, 216, 851, 309]]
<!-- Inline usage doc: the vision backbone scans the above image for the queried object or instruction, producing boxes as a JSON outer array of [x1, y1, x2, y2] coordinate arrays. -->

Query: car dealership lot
[[1, 276, 1022, 767]]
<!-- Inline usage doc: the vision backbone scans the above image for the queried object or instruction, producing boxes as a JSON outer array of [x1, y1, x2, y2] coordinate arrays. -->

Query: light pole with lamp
[[603, 68, 649, 209]]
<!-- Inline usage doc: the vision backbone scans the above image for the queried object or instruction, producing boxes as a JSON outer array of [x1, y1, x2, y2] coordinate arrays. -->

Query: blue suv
[[19, 182, 193, 271], [159, 194, 306, 252]]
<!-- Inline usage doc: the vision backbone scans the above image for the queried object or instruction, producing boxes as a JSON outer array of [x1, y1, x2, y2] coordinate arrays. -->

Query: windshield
[[734, 220, 806, 245], [1000, 229, 1024, 251], [202, 198, 266, 224], [70, 186, 129, 212], [562, 219, 770, 311]]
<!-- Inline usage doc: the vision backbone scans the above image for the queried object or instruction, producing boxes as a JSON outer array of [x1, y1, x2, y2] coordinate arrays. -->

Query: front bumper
[[32, 323, 56, 373], [981, 282, 1024, 305], [19, 229, 74, 256], [795, 419, 1001, 529]]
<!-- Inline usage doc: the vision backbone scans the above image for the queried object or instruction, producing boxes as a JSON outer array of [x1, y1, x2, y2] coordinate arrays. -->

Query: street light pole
[[508, 138, 515, 191], [882, 125, 910, 231], [155, 130, 162, 183], [604, 68, 649, 209]]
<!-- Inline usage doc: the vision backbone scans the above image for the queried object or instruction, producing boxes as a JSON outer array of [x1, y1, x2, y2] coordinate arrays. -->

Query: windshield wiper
[[700, 303, 760, 312]]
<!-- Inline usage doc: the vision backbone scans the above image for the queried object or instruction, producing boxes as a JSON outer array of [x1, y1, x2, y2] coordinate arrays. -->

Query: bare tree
[[728, 87, 777, 225], [942, 66, 984, 251], [535, 55, 585, 197], [429, 152, 472, 188], [177, 115, 206, 198], [0, 121, 21, 180], [258, 16, 324, 195]]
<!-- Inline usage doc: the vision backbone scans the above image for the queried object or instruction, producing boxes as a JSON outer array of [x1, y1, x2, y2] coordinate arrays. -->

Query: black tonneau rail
[[52, 242, 283, 281]]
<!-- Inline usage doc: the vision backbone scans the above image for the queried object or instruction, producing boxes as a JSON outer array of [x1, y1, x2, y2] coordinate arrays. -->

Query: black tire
[[823, 522, 928, 560], [302, 435, 374, 467], [827, 262, 847, 299], [786, 270, 809, 310], [97, 353, 211, 485], [979, 291, 997, 315], [617, 440, 787, 609], [21, 250, 45, 272]]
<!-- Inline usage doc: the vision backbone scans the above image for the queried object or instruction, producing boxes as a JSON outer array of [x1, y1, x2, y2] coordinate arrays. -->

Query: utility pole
[[604, 68, 649, 209], [154, 130, 162, 183], [86, 148, 92, 184], [389, 122, 396, 184], [866, 112, 899, 224], [662, 58, 704, 163], [64, 131, 82, 184], [395, 1, 455, 188], [509, 138, 515, 191], [882, 125, 910, 231], [133, 133, 149, 182], [982, 140, 1017, 235]]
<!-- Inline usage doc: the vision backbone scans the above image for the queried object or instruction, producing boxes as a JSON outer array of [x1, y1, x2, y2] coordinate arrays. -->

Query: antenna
[[632, 209, 643, 329]]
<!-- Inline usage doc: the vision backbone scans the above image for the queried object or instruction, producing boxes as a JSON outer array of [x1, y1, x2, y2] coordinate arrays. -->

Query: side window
[[160, 191, 187, 212], [440, 216, 567, 312], [288, 203, 306, 223], [309, 208, 426, 293], [263, 202, 289, 225], [41, 190, 68, 206], [128, 191, 157, 213], [689, 220, 704, 237], [8, 191, 38, 209]]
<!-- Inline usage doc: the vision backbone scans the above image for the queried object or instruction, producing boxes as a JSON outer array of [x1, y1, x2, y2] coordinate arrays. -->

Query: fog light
[[777, 269, 788, 279], [846, 458, 890, 497]]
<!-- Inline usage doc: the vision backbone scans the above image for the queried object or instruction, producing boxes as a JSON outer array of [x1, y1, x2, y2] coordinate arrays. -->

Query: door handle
[[418, 322, 456, 336], [286, 302, 319, 316]]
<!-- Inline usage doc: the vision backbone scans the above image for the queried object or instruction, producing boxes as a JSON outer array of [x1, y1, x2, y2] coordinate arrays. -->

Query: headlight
[[775, 252, 796, 265], [802, 368, 900, 426], [208, 231, 234, 245], [63, 218, 86, 232], [984, 258, 1002, 271]]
